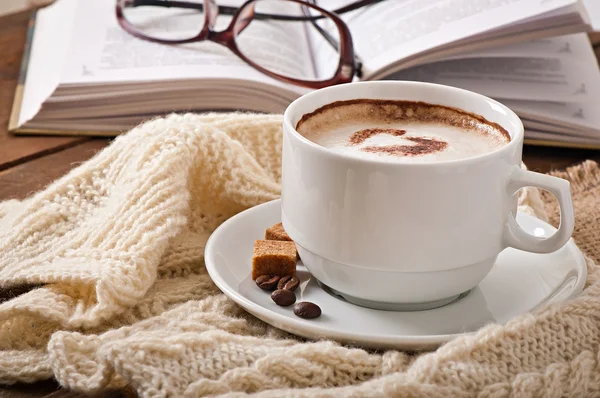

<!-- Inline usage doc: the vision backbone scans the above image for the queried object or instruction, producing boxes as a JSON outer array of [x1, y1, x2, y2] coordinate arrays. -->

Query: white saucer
[[205, 199, 586, 350]]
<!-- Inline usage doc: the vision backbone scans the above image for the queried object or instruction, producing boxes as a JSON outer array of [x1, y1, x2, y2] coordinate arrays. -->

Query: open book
[[9, 0, 600, 148]]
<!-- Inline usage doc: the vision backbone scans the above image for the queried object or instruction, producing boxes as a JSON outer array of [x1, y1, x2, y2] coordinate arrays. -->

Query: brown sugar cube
[[265, 222, 299, 260], [252, 240, 297, 280], [265, 222, 292, 241]]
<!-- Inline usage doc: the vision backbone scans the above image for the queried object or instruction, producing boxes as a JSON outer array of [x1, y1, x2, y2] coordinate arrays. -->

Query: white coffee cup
[[281, 81, 574, 310]]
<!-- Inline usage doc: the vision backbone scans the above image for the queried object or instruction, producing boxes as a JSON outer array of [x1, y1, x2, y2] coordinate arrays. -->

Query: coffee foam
[[296, 100, 510, 163]]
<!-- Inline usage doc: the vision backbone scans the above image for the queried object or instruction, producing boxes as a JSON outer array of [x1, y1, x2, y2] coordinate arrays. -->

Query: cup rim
[[283, 81, 523, 167]]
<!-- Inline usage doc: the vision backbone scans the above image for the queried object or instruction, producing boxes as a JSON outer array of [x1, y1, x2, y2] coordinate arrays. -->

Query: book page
[[443, 33, 593, 60], [523, 119, 595, 136], [18, 0, 77, 126], [332, 0, 579, 75], [504, 99, 600, 134], [525, 129, 600, 145], [385, 34, 600, 103], [60, 0, 314, 90]]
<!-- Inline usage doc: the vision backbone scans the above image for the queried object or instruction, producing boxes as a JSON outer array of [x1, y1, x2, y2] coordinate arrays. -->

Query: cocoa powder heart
[[348, 128, 447, 157]]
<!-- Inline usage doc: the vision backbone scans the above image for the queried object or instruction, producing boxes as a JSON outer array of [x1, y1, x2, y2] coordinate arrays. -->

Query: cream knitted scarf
[[0, 113, 598, 397]]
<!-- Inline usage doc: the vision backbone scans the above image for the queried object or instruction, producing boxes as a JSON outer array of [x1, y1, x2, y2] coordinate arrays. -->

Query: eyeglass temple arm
[[127, 0, 385, 22], [330, 0, 385, 14], [128, 0, 239, 14]]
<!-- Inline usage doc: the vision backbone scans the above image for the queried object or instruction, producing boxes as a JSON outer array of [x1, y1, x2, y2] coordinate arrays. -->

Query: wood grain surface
[[0, 7, 600, 398], [0, 12, 89, 171]]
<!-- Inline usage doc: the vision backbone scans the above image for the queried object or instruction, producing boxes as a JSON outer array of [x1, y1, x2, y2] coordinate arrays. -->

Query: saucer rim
[[205, 199, 587, 350]]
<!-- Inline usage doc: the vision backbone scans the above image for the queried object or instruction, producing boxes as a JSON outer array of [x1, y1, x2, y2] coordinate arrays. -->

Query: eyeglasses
[[116, 0, 383, 88]]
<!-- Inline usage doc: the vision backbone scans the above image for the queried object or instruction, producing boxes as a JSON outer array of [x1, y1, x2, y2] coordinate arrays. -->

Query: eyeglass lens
[[122, 0, 343, 82], [233, 0, 341, 81], [122, 0, 206, 41]]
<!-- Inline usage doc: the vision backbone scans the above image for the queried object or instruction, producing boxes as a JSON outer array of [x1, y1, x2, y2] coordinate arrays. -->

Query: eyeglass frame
[[116, 0, 382, 88]]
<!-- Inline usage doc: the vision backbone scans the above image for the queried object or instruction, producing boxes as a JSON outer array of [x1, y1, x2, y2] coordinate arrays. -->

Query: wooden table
[[1, 9, 600, 398]]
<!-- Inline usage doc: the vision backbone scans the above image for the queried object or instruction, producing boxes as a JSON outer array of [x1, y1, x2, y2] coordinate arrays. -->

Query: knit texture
[[0, 113, 598, 397]]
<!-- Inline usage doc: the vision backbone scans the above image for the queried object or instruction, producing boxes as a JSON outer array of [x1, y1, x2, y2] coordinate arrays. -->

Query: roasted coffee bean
[[271, 289, 296, 306], [277, 275, 300, 292], [293, 302, 321, 319], [255, 275, 281, 291]]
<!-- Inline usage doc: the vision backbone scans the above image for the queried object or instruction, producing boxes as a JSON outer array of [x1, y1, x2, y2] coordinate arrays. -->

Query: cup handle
[[503, 168, 574, 253]]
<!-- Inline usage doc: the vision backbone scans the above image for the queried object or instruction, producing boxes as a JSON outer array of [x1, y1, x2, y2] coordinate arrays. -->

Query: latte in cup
[[296, 99, 510, 163]]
